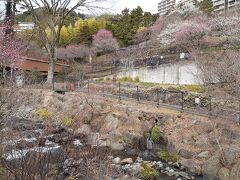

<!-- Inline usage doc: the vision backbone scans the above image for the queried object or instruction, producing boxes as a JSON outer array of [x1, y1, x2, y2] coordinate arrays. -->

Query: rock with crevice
[[230, 161, 240, 180], [223, 145, 240, 165], [197, 151, 210, 159], [101, 114, 119, 133], [202, 154, 222, 180], [217, 167, 230, 180], [180, 159, 202, 175]]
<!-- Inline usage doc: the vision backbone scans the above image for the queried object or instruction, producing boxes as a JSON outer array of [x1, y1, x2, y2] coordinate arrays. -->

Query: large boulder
[[202, 154, 222, 180], [75, 124, 91, 136], [223, 145, 240, 165], [110, 142, 124, 151], [101, 114, 119, 133], [123, 132, 142, 149], [230, 161, 240, 180], [180, 159, 202, 175], [197, 151, 210, 159], [179, 149, 196, 159], [217, 167, 230, 180]]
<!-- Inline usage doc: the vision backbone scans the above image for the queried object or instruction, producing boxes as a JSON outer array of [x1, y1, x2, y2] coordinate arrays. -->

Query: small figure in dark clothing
[[155, 118, 158, 125]]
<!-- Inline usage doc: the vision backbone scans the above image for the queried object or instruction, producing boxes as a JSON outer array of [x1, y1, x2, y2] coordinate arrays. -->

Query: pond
[[117, 62, 201, 85]]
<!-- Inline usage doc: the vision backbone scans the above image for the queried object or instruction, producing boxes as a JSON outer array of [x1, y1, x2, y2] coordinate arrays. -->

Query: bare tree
[[191, 49, 240, 95], [18, 0, 108, 84]]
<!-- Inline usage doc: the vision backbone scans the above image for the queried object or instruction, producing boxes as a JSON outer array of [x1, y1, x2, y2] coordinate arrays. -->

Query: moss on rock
[[138, 163, 159, 180]]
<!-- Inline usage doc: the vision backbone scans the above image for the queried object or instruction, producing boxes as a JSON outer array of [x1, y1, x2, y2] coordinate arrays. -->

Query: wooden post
[[157, 88, 160, 107]]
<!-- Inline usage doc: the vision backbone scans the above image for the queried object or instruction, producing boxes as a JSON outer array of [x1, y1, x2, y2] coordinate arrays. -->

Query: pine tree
[[199, 0, 214, 15]]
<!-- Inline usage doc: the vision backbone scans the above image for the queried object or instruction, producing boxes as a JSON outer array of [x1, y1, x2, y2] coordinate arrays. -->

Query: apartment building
[[158, 0, 176, 16], [178, 0, 198, 11], [213, 0, 240, 14]]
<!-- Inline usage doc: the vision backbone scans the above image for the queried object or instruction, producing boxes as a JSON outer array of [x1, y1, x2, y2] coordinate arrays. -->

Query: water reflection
[[117, 62, 201, 85]]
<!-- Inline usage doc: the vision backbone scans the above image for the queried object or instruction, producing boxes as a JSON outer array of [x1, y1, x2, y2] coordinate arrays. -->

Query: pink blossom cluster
[[174, 21, 210, 42], [93, 29, 118, 52], [93, 29, 113, 41], [57, 45, 94, 60], [0, 23, 21, 69], [150, 17, 166, 36]]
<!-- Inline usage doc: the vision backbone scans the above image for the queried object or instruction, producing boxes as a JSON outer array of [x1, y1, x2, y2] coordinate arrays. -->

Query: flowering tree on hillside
[[174, 21, 210, 46], [134, 26, 150, 44], [93, 29, 119, 53], [57, 45, 96, 63], [0, 23, 21, 79]]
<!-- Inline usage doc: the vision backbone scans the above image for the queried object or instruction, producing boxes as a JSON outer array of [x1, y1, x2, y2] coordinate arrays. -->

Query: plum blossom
[[174, 21, 210, 44], [0, 23, 21, 69], [93, 29, 119, 53]]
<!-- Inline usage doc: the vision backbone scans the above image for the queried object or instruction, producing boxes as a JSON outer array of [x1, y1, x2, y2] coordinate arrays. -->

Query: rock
[[230, 161, 240, 180], [121, 158, 133, 165], [101, 114, 119, 133], [177, 172, 191, 179], [112, 157, 121, 164], [131, 162, 142, 175], [217, 167, 230, 180], [223, 145, 240, 165], [110, 142, 124, 151], [194, 134, 210, 148], [202, 154, 222, 180], [167, 140, 179, 155], [146, 138, 153, 150], [108, 156, 114, 160], [179, 149, 196, 159], [197, 151, 210, 159], [180, 159, 202, 175], [73, 139, 83, 147], [75, 124, 91, 136], [123, 132, 142, 149], [136, 157, 143, 163], [173, 162, 180, 168]]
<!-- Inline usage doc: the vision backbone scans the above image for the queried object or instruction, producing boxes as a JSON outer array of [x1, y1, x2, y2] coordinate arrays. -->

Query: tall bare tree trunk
[[46, 48, 56, 84]]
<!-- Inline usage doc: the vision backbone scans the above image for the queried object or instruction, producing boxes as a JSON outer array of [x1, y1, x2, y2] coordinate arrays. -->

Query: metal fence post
[[103, 83, 105, 97], [118, 82, 121, 101], [88, 80, 90, 94], [137, 85, 139, 102], [209, 95, 212, 116], [157, 88, 160, 107], [181, 92, 184, 110], [163, 90, 166, 103]]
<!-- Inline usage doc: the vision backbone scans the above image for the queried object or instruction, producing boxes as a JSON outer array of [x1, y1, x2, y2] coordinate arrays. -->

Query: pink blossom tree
[[0, 23, 21, 79], [57, 45, 96, 63], [174, 21, 210, 46], [149, 17, 167, 38], [93, 29, 119, 53]]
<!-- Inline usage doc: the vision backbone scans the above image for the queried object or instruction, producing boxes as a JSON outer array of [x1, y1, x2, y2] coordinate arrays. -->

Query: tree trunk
[[46, 48, 56, 84]]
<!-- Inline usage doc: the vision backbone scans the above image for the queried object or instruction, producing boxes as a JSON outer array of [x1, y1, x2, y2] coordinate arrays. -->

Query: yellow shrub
[[63, 117, 74, 127], [35, 108, 52, 120]]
